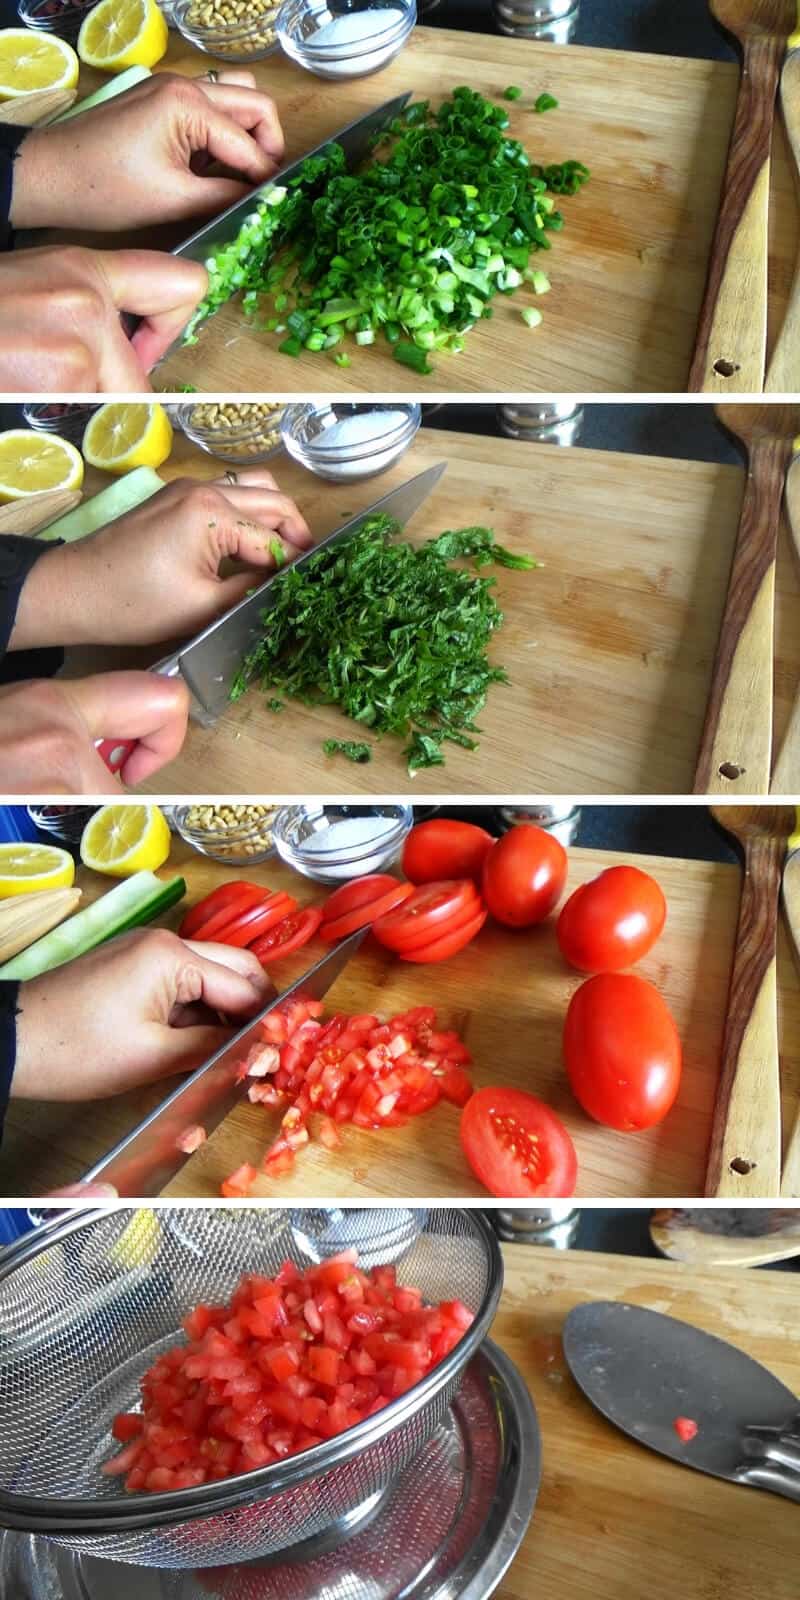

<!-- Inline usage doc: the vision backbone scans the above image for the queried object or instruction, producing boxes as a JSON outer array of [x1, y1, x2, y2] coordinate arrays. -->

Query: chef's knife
[[82, 927, 365, 1197], [97, 460, 446, 773], [563, 1301, 800, 1501], [173, 92, 412, 267]]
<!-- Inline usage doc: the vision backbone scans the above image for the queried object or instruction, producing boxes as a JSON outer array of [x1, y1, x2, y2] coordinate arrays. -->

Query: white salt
[[320, 409, 405, 448], [308, 6, 404, 49]]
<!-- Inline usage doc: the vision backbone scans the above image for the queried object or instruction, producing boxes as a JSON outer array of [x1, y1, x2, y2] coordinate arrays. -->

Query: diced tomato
[[220, 1163, 257, 1199], [112, 1413, 143, 1442], [176, 1124, 207, 1154], [674, 1416, 699, 1442]]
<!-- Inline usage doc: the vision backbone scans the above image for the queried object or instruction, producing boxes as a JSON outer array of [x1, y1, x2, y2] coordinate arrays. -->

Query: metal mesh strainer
[[0, 1208, 501, 1570]]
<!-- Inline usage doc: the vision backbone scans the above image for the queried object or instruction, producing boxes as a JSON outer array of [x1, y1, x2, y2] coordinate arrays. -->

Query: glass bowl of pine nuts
[[174, 0, 280, 60], [175, 401, 286, 464], [172, 803, 281, 864]]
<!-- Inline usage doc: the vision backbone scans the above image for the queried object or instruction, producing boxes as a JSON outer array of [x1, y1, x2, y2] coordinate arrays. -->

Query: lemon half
[[0, 430, 83, 503], [80, 804, 171, 877], [0, 843, 75, 899], [0, 31, 78, 100], [78, 0, 168, 73], [82, 403, 173, 476]]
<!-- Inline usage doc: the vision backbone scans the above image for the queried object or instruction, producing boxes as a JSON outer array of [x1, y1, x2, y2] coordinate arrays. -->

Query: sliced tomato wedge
[[399, 906, 487, 964], [321, 875, 405, 922], [372, 880, 480, 953], [460, 1086, 577, 1198], [180, 882, 268, 941], [250, 906, 324, 964], [320, 881, 414, 942], [220, 1163, 258, 1199], [216, 892, 299, 949]]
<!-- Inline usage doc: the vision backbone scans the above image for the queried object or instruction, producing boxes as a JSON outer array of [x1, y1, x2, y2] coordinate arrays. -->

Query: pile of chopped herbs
[[183, 86, 589, 372], [230, 513, 537, 775]]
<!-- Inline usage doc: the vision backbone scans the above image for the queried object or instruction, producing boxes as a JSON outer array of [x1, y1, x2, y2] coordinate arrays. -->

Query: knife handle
[[687, 33, 780, 393], [95, 738, 138, 775], [737, 1462, 800, 1501]]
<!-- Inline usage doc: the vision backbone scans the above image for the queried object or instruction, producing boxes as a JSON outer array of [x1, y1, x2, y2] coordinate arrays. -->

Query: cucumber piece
[[51, 67, 152, 125], [0, 872, 186, 980], [38, 466, 164, 544]]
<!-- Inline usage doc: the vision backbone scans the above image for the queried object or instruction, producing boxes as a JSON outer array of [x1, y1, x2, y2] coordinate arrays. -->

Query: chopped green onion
[[503, 85, 523, 100], [534, 93, 559, 113], [521, 306, 543, 327]]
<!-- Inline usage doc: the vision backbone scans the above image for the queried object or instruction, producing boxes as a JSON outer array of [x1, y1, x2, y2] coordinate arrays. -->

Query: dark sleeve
[[0, 981, 19, 1141], [0, 124, 29, 253], [0, 536, 64, 684]]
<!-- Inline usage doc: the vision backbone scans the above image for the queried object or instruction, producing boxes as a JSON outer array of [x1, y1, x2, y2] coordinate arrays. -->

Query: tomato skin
[[482, 825, 567, 928], [321, 875, 406, 922], [402, 820, 494, 885], [215, 893, 299, 949], [320, 881, 413, 942], [398, 906, 487, 963], [557, 865, 667, 973], [180, 883, 268, 941], [372, 880, 479, 953], [564, 973, 682, 1131], [461, 1086, 577, 1198]]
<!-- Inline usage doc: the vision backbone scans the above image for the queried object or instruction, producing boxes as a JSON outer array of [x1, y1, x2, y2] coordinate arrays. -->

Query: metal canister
[[492, 1207, 580, 1248], [492, 0, 579, 43], [496, 804, 581, 850], [497, 401, 584, 447]]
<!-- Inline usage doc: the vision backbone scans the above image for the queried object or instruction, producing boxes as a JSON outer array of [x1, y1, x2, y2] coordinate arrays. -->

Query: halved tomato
[[215, 892, 298, 949], [321, 875, 405, 923], [250, 906, 324, 964], [320, 880, 414, 942], [180, 882, 268, 941], [372, 880, 480, 953], [460, 1086, 577, 1198], [399, 906, 488, 963]]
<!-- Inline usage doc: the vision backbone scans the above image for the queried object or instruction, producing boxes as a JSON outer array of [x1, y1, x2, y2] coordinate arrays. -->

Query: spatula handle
[[766, 62, 800, 392], [705, 834, 784, 1197], [694, 435, 791, 794], [688, 34, 781, 393]]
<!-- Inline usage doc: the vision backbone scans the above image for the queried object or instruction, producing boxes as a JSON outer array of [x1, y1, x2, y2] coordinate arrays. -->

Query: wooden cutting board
[[494, 1245, 800, 1600], [67, 28, 797, 394], [4, 835, 800, 1199], [66, 426, 800, 797]]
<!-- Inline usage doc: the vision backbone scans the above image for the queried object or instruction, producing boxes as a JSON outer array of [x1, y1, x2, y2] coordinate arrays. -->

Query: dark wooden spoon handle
[[706, 831, 784, 1196], [689, 33, 783, 392], [694, 433, 792, 793]]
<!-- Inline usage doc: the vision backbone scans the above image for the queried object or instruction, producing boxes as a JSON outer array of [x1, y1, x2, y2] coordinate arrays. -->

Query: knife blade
[[563, 1301, 800, 1498], [173, 92, 412, 266], [82, 928, 365, 1196], [177, 459, 447, 718]]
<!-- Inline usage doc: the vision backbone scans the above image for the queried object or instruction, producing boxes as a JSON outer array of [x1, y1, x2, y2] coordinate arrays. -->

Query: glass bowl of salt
[[276, 0, 415, 78], [272, 803, 414, 882], [280, 402, 421, 481]]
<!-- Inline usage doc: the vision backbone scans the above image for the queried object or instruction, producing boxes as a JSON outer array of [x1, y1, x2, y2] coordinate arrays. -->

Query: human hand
[[10, 71, 285, 234], [11, 468, 312, 651], [0, 671, 189, 793], [12, 928, 271, 1102], [0, 245, 207, 391]]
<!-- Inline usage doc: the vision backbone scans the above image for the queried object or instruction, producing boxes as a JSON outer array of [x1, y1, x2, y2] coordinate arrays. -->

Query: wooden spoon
[[650, 1207, 800, 1266], [694, 404, 800, 795], [688, 0, 795, 393], [780, 817, 800, 1194], [765, 38, 800, 390], [707, 804, 795, 1197], [771, 450, 800, 792]]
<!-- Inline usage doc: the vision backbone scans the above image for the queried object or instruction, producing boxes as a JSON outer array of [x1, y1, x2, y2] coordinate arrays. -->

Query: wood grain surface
[[705, 808, 795, 1196], [4, 835, 800, 1200], [694, 432, 794, 794], [766, 47, 800, 390], [772, 452, 800, 793], [780, 846, 800, 1194], [492, 1245, 800, 1600], [63, 426, 800, 797], [58, 28, 796, 393], [689, 33, 784, 392]]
